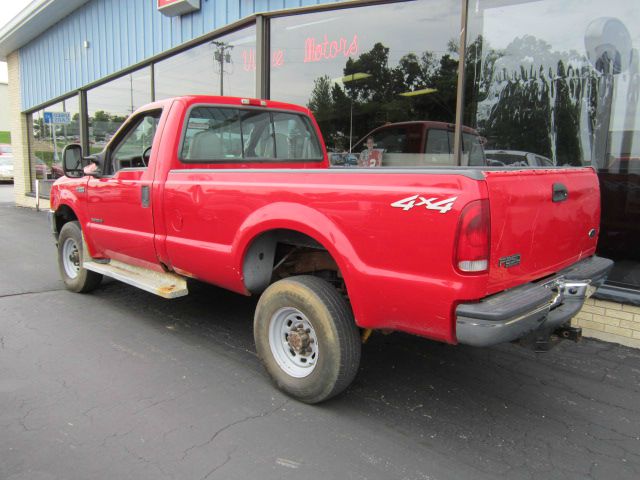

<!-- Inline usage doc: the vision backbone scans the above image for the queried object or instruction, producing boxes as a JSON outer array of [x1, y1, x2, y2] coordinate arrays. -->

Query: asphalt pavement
[[1, 183, 639, 480]]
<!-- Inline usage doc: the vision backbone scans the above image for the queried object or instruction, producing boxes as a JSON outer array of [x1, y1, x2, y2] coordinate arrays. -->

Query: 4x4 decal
[[391, 195, 458, 214]]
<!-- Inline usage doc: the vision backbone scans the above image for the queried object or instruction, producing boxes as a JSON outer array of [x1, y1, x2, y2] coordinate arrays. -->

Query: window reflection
[[28, 96, 80, 192], [86, 68, 152, 154], [464, 0, 640, 294], [154, 27, 256, 100], [270, 0, 462, 167]]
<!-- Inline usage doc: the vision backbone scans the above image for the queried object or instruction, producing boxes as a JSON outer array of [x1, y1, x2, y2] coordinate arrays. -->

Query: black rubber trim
[[456, 283, 553, 322], [562, 255, 614, 283]]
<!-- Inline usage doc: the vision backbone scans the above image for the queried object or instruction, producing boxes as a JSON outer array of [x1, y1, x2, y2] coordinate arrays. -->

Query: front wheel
[[57, 221, 102, 293], [254, 275, 361, 404]]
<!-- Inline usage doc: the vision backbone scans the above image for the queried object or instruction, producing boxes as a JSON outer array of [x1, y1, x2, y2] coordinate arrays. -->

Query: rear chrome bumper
[[455, 256, 614, 347]]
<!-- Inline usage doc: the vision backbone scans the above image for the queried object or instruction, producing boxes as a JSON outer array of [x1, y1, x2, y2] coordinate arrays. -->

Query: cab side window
[[110, 111, 161, 173], [181, 108, 243, 161], [180, 106, 323, 162]]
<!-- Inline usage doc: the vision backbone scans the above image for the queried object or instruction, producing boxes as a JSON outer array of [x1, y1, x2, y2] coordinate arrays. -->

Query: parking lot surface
[[1, 184, 639, 480]]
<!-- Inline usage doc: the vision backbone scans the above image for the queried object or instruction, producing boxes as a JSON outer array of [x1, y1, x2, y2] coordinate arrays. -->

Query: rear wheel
[[254, 275, 360, 403], [57, 221, 102, 293]]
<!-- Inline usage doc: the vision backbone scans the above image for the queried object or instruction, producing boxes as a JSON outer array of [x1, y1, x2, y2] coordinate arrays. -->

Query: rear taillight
[[454, 199, 490, 273]]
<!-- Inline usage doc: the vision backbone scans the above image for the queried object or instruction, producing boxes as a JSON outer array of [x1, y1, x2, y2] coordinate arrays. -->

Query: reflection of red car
[[349, 121, 485, 167], [51, 162, 64, 179], [33, 158, 51, 179]]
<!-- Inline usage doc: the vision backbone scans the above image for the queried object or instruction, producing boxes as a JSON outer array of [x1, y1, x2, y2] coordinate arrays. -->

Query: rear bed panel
[[483, 168, 600, 294]]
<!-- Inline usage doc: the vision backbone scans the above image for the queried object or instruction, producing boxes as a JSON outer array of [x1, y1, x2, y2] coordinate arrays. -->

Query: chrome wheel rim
[[268, 307, 319, 378], [62, 237, 81, 279]]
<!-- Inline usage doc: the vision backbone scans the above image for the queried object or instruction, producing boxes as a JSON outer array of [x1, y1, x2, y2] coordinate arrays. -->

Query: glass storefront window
[[154, 26, 256, 100], [86, 67, 152, 154], [270, 0, 462, 167], [464, 0, 640, 297], [28, 96, 80, 191]]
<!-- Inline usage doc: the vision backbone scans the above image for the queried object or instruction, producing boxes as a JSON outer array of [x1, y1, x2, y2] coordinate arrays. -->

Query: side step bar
[[83, 260, 188, 299]]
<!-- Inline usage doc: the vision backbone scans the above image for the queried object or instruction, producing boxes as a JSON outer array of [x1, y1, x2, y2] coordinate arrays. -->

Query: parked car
[[0, 144, 12, 156], [0, 156, 14, 182], [49, 96, 612, 403], [485, 149, 555, 167]]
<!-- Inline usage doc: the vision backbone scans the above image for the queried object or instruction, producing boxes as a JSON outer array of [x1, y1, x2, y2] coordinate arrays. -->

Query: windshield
[[0, 146, 12, 155]]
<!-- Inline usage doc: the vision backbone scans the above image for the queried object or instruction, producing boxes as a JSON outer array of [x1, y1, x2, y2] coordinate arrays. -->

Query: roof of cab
[[175, 95, 310, 114]]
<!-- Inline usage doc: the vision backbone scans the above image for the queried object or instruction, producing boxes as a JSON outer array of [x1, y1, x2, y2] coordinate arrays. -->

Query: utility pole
[[129, 74, 134, 113], [213, 41, 233, 96]]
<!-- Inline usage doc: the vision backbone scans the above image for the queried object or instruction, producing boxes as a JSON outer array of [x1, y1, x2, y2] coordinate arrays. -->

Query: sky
[[0, 0, 33, 82]]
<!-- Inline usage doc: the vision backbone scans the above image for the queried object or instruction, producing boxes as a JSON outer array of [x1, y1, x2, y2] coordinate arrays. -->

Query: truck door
[[85, 110, 163, 267]]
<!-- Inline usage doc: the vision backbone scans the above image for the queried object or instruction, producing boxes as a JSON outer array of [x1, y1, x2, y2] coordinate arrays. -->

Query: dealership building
[[0, 0, 639, 347]]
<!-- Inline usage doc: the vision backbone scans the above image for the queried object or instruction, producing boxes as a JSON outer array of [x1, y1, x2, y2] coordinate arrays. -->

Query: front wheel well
[[242, 229, 345, 295], [54, 205, 79, 239]]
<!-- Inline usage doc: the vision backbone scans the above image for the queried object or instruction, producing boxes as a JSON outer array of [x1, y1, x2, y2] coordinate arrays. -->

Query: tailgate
[[484, 168, 601, 293]]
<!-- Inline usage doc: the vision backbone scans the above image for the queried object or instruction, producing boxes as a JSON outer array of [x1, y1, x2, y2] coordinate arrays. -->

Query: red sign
[[157, 0, 200, 17]]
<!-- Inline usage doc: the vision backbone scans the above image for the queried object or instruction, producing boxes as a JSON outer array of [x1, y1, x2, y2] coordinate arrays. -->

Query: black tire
[[254, 275, 361, 404], [57, 221, 103, 293]]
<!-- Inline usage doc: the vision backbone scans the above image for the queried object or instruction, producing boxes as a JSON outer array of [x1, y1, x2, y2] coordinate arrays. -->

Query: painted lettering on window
[[304, 34, 359, 63], [242, 49, 285, 72]]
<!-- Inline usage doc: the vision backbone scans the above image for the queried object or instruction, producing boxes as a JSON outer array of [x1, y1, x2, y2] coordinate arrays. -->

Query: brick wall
[[7, 50, 50, 210], [572, 299, 640, 348]]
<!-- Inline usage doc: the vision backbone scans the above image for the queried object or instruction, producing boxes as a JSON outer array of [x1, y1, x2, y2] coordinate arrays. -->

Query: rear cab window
[[180, 105, 323, 163]]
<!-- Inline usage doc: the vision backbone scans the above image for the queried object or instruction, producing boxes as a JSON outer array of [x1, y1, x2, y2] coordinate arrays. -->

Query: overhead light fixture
[[399, 87, 438, 97]]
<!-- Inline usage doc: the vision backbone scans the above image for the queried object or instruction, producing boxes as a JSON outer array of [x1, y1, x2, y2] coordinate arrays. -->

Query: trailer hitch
[[554, 325, 582, 342], [519, 324, 583, 352]]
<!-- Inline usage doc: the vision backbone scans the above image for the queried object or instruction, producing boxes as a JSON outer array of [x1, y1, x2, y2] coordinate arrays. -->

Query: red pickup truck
[[50, 95, 613, 403]]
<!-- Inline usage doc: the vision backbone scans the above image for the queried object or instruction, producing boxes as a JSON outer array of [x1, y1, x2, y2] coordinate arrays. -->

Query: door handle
[[141, 185, 150, 208], [552, 183, 568, 202]]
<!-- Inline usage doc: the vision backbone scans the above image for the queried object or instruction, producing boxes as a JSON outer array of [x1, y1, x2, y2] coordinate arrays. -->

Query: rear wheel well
[[54, 205, 78, 239], [243, 229, 345, 295]]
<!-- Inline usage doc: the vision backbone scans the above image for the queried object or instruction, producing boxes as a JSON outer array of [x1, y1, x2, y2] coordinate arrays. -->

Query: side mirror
[[62, 144, 85, 178]]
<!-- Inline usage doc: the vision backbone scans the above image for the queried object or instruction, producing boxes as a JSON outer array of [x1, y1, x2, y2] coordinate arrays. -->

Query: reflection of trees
[[465, 34, 600, 166], [307, 42, 459, 150], [89, 111, 127, 141], [308, 33, 607, 165]]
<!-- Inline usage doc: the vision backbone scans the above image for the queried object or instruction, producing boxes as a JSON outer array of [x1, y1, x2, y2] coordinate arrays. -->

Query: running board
[[83, 260, 188, 299]]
